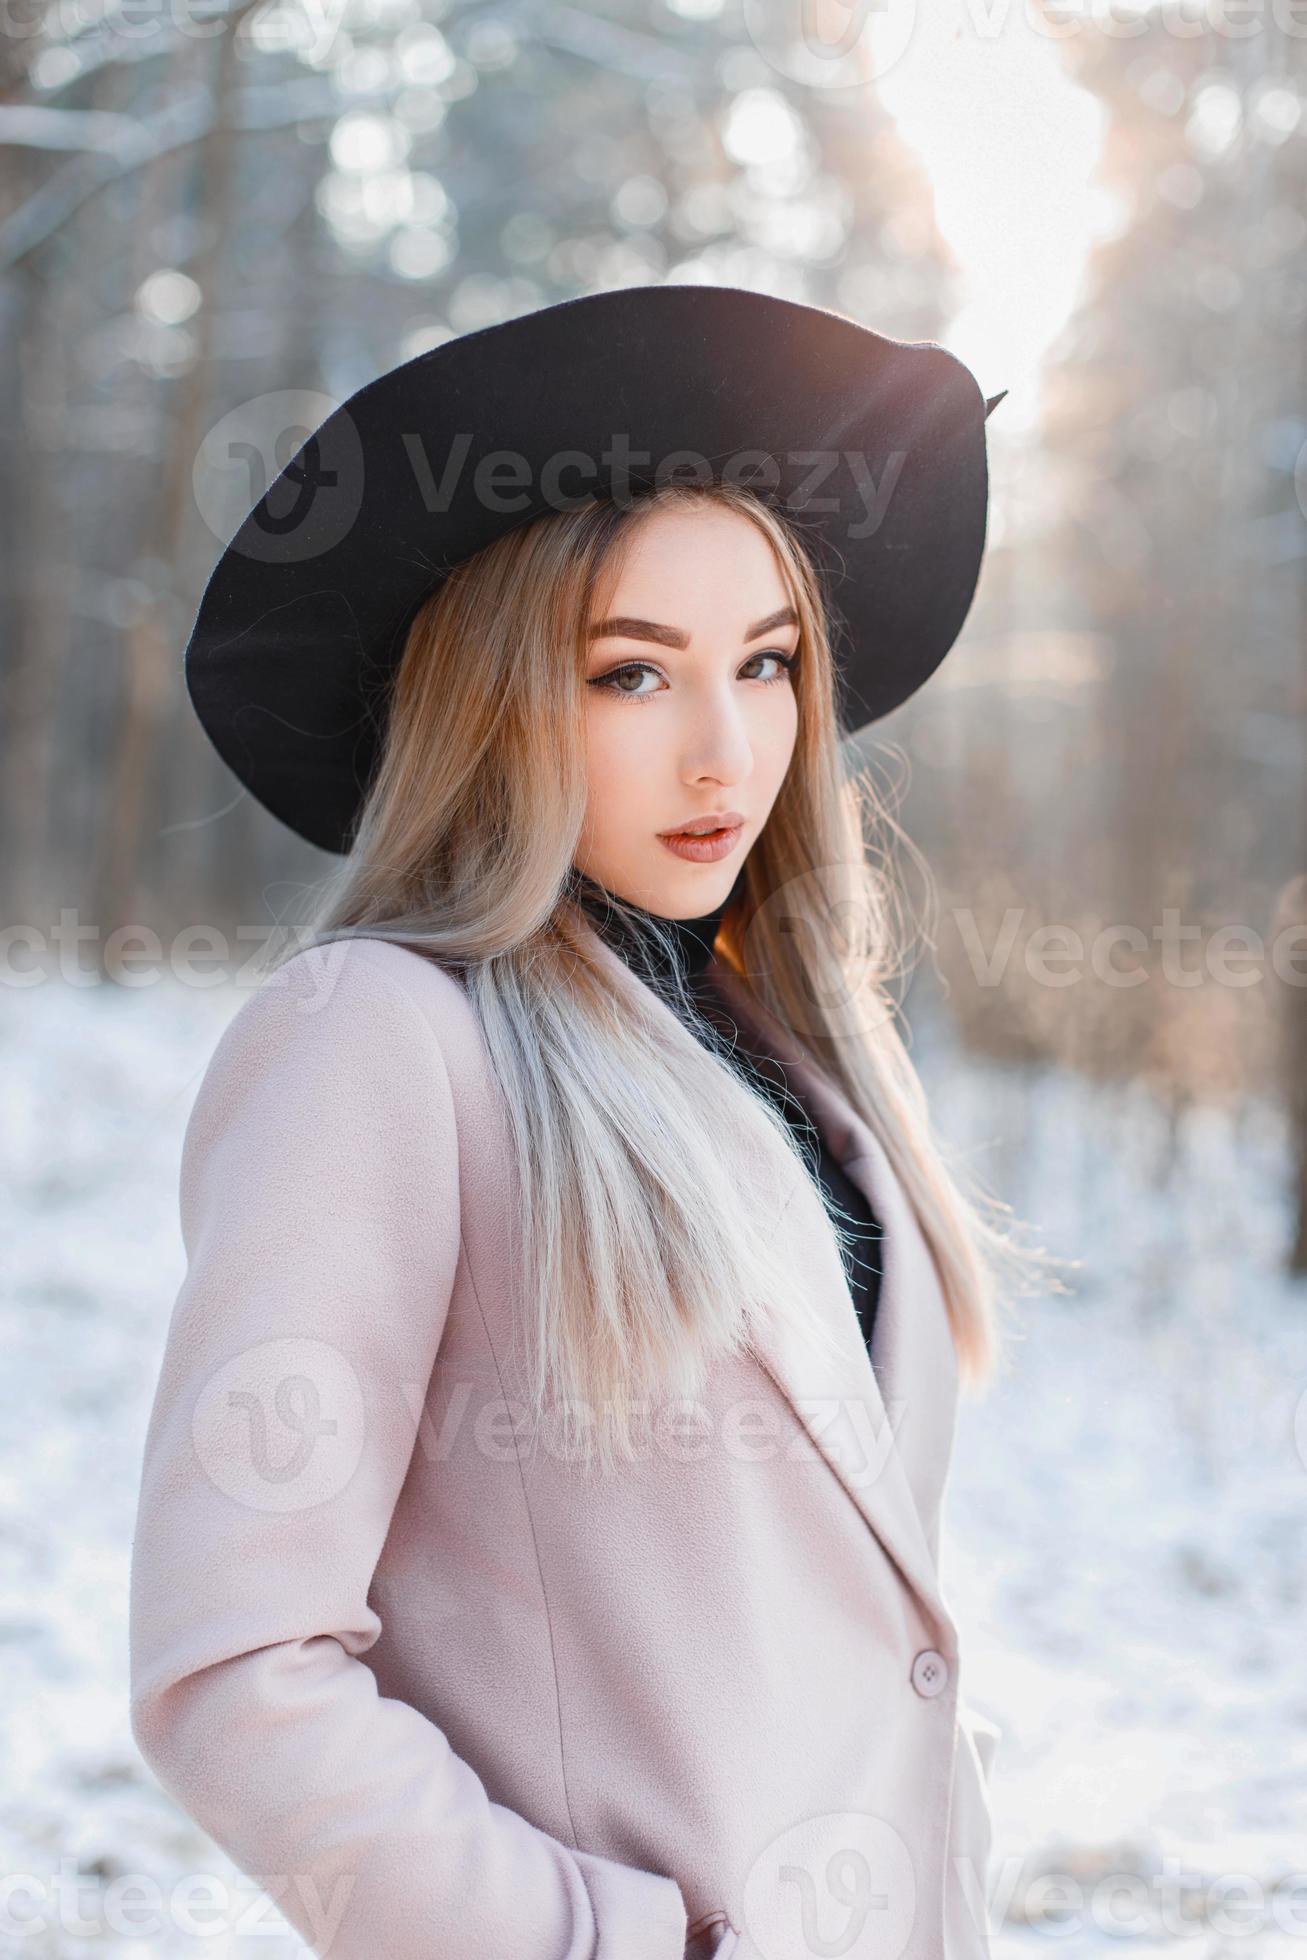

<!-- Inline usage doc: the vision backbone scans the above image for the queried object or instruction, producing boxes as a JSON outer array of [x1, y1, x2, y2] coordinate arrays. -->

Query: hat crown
[[184, 284, 1001, 853]]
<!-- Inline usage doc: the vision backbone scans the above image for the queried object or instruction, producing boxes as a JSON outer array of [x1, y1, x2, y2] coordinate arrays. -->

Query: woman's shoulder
[[174, 938, 472, 1280], [277, 932, 470, 1018], [206, 934, 479, 1101]]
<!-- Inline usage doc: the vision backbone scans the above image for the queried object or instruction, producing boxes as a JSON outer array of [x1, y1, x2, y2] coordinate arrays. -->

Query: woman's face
[[576, 502, 801, 917]]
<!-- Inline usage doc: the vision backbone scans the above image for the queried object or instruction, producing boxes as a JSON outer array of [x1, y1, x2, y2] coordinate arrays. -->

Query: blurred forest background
[[4, 0, 1307, 1238], [4, 1, 1307, 1953]]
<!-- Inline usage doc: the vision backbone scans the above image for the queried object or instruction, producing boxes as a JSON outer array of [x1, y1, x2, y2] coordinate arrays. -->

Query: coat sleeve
[[128, 940, 690, 1960]]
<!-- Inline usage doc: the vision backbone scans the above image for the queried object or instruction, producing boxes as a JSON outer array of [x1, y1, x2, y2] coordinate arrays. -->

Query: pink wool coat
[[129, 931, 1002, 1960]]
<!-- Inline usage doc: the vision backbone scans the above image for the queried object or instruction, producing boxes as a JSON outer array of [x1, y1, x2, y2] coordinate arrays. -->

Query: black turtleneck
[[568, 863, 738, 995], [568, 863, 885, 1360]]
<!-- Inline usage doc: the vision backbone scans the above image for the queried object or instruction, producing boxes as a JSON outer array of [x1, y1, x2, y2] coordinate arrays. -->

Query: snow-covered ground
[[3, 972, 1305, 1956], [930, 1014, 1307, 1957]]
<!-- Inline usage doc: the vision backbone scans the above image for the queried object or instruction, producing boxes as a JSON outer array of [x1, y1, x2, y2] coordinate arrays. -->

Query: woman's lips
[[657, 824, 744, 864]]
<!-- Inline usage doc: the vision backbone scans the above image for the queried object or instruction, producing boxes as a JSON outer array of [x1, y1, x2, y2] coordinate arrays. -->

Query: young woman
[[130, 286, 1033, 1960]]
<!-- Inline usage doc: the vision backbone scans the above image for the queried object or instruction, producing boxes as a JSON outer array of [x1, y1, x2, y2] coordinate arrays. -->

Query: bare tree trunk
[[0, 0, 71, 936], [1260, 31, 1307, 1273], [94, 3, 252, 964], [1, 268, 71, 936]]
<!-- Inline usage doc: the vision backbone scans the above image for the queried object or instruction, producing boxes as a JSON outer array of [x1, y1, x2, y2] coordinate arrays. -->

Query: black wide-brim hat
[[185, 283, 1006, 855]]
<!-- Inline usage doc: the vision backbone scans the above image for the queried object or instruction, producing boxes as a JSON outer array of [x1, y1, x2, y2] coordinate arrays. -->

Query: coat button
[[910, 1648, 949, 1697]]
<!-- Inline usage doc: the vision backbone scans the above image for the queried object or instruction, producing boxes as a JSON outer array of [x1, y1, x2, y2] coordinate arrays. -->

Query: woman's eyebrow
[[586, 605, 798, 649]]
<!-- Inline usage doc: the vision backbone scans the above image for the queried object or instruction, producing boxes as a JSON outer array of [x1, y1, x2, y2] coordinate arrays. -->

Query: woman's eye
[[587, 649, 798, 705], [594, 663, 661, 698], [745, 650, 799, 683]]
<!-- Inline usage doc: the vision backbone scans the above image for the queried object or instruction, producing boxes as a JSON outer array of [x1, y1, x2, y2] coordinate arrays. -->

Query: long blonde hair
[[277, 479, 1051, 1470]]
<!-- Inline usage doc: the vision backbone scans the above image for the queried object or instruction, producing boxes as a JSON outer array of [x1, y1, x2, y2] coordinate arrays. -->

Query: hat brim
[[185, 283, 999, 855]]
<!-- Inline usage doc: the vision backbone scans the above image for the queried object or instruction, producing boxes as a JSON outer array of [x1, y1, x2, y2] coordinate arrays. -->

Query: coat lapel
[[582, 925, 956, 1641], [701, 955, 958, 1638]]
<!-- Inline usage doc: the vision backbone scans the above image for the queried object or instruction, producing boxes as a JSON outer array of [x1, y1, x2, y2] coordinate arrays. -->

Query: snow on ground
[[3, 970, 1305, 1956], [927, 1008, 1307, 1956]]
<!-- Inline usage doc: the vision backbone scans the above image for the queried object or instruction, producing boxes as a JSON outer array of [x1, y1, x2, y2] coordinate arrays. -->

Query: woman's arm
[[128, 941, 689, 1959]]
